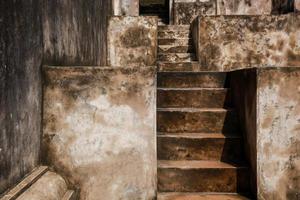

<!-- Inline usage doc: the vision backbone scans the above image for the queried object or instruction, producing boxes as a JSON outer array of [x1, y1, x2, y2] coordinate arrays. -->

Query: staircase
[[156, 24, 252, 199]]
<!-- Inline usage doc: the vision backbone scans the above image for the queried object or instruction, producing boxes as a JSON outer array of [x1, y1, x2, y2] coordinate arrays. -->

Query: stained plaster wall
[[113, 0, 139, 16], [0, 0, 43, 195], [42, 66, 157, 200], [193, 14, 300, 71], [108, 16, 158, 67], [257, 68, 300, 200]]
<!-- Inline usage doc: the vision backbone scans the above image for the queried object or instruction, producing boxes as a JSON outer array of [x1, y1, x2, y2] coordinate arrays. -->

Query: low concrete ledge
[[0, 166, 48, 200], [193, 14, 300, 71]]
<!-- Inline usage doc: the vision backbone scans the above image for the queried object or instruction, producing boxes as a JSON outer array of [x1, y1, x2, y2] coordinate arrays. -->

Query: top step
[[158, 25, 190, 31]]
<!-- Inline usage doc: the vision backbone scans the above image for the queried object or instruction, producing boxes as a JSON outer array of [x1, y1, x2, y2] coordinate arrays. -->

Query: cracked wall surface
[[108, 16, 157, 67], [257, 68, 300, 200], [42, 66, 156, 200]]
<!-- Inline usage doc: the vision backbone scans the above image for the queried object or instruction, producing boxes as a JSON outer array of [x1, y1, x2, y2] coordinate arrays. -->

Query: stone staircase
[[156, 25, 252, 199]]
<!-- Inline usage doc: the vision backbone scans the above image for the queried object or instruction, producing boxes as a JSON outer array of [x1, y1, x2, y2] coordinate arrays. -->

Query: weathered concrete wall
[[217, 0, 272, 15], [173, 0, 216, 25], [195, 14, 300, 71], [43, 66, 157, 200], [113, 0, 139, 16], [257, 68, 300, 200], [0, 0, 43, 194], [230, 69, 258, 198], [42, 0, 112, 66], [108, 16, 158, 67]]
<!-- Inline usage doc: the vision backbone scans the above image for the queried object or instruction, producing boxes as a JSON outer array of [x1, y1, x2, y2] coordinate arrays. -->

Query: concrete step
[[157, 88, 231, 108], [157, 133, 244, 161], [157, 108, 239, 133], [158, 62, 203, 72], [158, 160, 249, 193], [158, 53, 196, 62], [158, 29, 191, 39], [158, 45, 194, 53], [158, 25, 190, 31], [157, 72, 228, 88], [157, 193, 251, 200], [158, 38, 192, 46]]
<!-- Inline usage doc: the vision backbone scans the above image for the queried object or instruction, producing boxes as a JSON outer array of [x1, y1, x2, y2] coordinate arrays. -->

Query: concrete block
[[173, 0, 216, 25], [43, 66, 156, 200], [108, 16, 158, 67], [196, 14, 300, 71]]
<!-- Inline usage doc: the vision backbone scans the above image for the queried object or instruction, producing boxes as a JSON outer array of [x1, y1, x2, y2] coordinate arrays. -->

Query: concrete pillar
[[113, 0, 139, 16]]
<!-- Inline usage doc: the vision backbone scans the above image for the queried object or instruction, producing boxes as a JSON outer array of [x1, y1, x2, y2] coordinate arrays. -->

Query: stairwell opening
[[140, 0, 170, 25]]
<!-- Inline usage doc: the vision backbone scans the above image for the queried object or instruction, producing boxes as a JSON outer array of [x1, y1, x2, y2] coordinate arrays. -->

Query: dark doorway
[[140, 0, 169, 25]]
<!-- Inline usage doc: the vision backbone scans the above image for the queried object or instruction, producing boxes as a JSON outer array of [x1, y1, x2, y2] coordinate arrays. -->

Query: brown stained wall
[[257, 68, 300, 200], [42, 66, 157, 200], [196, 14, 300, 71], [0, 0, 43, 195], [217, 0, 272, 15], [229, 69, 258, 198], [42, 0, 112, 66], [108, 16, 158, 67]]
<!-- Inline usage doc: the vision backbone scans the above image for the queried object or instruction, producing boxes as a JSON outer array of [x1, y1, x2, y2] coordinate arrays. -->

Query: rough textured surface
[[108, 16, 157, 67], [43, 66, 156, 200], [173, 0, 216, 25], [217, 0, 272, 15], [295, 0, 300, 11], [257, 68, 300, 200], [229, 69, 258, 197], [0, 0, 42, 194], [197, 14, 300, 71], [113, 0, 139, 16], [43, 0, 112, 66], [16, 171, 67, 200]]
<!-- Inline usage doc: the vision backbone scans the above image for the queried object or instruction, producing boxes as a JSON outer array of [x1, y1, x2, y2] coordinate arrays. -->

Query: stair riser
[[158, 31, 191, 39], [157, 137, 243, 161], [158, 62, 201, 72], [158, 45, 194, 53], [159, 39, 192, 46], [158, 168, 249, 193], [157, 73, 227, 88], [158, 54, 196, 62], [157, 111, 239, 133], [157, 89, 231, 108]]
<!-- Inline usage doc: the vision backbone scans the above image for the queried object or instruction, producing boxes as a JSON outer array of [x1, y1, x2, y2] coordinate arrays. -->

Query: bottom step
[[157, 193, 251, 200]]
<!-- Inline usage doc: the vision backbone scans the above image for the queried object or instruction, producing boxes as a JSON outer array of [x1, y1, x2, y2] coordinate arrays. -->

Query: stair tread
[[157, 192, 251, 200], [157, 87, 229, 90], [157, 133, 241, 139], [158, 160, 247, 169], [157, 108, 234, 112]]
